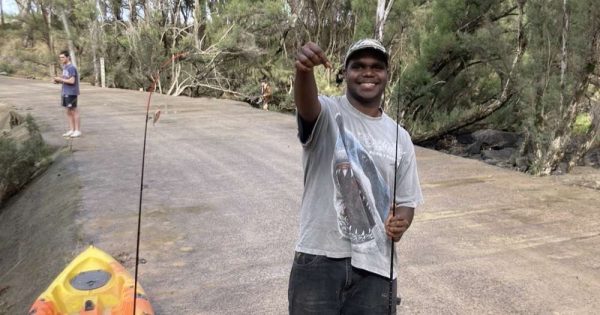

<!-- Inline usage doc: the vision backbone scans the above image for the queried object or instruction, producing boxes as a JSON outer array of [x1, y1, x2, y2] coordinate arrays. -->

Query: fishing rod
[[388, 88, 401, 315], [132, 52, 188, 315]]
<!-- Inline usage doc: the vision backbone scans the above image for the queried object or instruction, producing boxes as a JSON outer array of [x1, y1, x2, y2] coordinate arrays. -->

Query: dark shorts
[[61, 95, 78, 108], [288, 252, 397, 315]]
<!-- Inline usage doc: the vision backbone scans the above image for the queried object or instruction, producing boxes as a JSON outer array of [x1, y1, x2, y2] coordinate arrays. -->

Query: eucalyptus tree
[[395, 0, 525, 141], [392, 0, 599, 175], [518, 0, 600, 174]]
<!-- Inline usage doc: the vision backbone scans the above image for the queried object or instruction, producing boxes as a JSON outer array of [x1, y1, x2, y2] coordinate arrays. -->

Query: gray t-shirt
[[295, 95, 423, 278], [61, 63, 80, 96]]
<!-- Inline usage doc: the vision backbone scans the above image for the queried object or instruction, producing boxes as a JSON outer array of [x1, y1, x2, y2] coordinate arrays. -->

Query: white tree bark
[[559, 0, 568, 112], [193, 0, 205, 50], [538, 0, 573, 175], [375, 0, 394, 41], [59, 9, 77, 68], [91, 0, 104, 86], [91, 25, 99, 85]]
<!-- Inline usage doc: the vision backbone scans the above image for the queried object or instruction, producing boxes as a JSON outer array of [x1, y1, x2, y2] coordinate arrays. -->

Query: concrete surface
[[0, 76, 599, 314]]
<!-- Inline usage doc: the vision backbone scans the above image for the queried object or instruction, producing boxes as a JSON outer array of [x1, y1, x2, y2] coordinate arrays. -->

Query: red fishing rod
[[132, 52, 188, 315]]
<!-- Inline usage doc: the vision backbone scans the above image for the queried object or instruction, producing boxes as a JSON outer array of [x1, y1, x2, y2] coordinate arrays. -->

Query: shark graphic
[[332, 114, 391, 244]]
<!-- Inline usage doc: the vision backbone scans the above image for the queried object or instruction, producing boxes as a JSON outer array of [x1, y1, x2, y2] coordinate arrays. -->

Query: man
[[289, 39, 423, 314], [53, 50, 81, 138], [261, 79, 273, 111]]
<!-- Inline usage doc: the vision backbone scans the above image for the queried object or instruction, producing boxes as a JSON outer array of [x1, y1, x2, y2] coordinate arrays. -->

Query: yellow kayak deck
[[29, 246, 154, 315]]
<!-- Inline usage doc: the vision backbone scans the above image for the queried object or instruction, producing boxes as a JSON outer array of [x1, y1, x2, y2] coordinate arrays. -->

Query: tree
[[3, 0, 599, 175], [520, 0, 600, 174], [394, 0, 524, 142], [1, 0, 5, 26], [375, 0, 394, 41]]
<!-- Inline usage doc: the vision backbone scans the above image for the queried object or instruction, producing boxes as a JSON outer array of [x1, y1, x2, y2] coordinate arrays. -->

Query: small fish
[[153, 109, 161, 125]]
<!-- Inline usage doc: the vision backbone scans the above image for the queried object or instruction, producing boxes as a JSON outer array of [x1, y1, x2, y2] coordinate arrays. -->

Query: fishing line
[[132, 52, 188, 315]]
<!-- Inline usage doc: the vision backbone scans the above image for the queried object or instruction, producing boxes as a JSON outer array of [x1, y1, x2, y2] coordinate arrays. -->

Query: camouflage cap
[[344, 38, 388, 68]]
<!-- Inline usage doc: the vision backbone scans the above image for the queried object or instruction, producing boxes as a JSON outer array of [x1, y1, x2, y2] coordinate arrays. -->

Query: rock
[[583, 147, 600, 167], [243, 95, 262, 108], [482, 147, 515, 161], [553, 162, 569, 175], [434, 135, 457, 151], [0, 105, 50, 205], [464, 129, 522, 156], [465, 141, 483, 155], [515, 156, 530, 172], [455, 132, 475, 144], [481, 147, 516, 167], [471, 129, 522, 149]]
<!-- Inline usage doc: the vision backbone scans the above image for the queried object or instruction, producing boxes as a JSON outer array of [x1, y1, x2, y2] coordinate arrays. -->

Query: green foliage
[[573, 113, 593, 135], [3, 0, 600, 173], [314, 67, 344, 96], [0, 138, 19, 194], [0, 62, 15, 74], [397, 0, 515, 131], [351, 0, 376, 40]]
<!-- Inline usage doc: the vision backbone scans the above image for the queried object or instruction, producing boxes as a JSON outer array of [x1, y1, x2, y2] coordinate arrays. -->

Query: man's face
[[344, 51, 388, 107], [59, 54, 69, 65]]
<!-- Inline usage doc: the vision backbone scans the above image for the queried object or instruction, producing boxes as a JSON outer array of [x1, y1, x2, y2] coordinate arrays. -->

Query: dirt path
[[1, 76, 599, 314]]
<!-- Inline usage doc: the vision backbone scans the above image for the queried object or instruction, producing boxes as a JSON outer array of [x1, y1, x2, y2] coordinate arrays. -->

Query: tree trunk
[[112, 0, 123, 21], [374, 0, 394, 41], [1, 0, 5, 26], [129, 0, 137, 23], [193, 0, 203, 50], [59, 9, 77, 68], [538, 22, 599, 175], [567, 103, 600, 171], [99, 0, 108, 21], [17, 0, 34, 47], [40, 3, 55, 76], [91, 26, 99, 86], [559, 0, 568, 114], [537, 0, 570, 175], [173, 0, 181, 27]]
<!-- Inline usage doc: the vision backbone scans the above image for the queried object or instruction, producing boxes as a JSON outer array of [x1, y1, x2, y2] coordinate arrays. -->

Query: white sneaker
[[62, 130, 74, 137], [70, 130, 82, 138]]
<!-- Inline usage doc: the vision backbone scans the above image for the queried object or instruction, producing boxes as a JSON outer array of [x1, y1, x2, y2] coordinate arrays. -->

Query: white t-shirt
[[295, 95, 423, 278]]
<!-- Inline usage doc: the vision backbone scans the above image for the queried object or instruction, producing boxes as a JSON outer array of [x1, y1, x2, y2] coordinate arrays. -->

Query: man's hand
[[295, 42, 332, 72], [53, 77, 62, 84], [384, 205, 414, 242], [293, 42, 331, 125]]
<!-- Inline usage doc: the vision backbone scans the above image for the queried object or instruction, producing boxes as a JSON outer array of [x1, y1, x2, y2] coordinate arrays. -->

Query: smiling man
[[289, 39, 423, 314]]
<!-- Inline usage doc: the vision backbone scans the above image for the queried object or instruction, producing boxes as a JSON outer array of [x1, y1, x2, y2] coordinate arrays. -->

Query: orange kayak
[[29, 246, 154, 315]]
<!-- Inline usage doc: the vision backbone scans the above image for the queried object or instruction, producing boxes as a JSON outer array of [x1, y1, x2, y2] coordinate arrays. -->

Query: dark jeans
[[288, 252, 397, 315]]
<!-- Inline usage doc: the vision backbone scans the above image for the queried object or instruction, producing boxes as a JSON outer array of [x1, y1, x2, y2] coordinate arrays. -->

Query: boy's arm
[[55, 76, 75, 85]]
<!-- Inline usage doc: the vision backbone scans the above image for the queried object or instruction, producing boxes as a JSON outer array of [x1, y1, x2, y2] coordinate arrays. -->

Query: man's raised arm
[[294, 42, 332, 124]]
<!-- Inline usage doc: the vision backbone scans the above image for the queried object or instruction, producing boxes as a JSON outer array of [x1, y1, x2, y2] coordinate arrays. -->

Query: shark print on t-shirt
[[332, 114, 390, 252]]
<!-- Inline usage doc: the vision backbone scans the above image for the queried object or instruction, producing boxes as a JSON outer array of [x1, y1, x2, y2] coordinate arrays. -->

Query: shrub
[[573, 113, 592, 135], [0, 115, 51, 205]]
